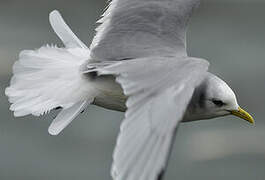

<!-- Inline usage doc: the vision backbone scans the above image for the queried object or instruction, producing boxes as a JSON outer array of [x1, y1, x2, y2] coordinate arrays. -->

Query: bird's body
[[91, 74, 127, 112], [5, 0, 254, 180], [89, 72, 232, 122]]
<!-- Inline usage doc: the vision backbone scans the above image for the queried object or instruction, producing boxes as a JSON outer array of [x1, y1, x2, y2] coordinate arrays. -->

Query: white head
[[184, 73, 254, 124]]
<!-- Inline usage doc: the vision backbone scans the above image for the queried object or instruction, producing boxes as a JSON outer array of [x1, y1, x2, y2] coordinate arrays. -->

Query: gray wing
[[90, 57, 209, 180], [90, 0, 200, 61]]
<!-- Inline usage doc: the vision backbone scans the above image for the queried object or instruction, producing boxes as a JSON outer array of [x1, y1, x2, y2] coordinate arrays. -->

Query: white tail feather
[[5, 45, 93, 116], [5, 10, 96, 135]]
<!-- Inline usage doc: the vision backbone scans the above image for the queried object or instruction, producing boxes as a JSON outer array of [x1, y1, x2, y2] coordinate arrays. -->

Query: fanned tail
[[5, 10, 97, 135], [5, 45, 93, 116]]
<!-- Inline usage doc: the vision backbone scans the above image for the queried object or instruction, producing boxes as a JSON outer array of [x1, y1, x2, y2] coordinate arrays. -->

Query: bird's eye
[[212, 99, 225, 107]]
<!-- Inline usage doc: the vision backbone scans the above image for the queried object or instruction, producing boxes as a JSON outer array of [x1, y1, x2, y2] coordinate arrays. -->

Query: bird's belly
[[92, 75, 127, 112]]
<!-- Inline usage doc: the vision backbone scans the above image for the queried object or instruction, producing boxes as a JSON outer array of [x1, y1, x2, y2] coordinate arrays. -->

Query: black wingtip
[[157, 169, 165, 180]]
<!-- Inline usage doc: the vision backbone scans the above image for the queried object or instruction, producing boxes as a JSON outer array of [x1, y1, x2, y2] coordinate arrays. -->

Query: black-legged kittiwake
[[5, 0, 254, 180]]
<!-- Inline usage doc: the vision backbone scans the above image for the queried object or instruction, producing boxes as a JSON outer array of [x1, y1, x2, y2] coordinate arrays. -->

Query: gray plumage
[[5, 0, 254, 180], [88, 2, 206, 178], [89, 57, 208, 180], [90, 0, 200, 61]]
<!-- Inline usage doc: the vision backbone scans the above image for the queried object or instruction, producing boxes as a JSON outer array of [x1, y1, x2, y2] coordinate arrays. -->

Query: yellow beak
[[231, 107, 254, 124]]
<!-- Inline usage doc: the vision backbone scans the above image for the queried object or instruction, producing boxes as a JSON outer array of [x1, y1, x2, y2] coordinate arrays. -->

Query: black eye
[[212, 99, 225, 107]]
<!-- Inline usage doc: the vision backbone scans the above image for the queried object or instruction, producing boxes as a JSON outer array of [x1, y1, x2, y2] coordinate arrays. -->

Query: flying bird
[[5, 0, 254, 179]]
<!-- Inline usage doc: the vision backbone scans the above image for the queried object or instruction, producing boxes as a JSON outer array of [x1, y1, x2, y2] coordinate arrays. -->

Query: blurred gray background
[[0, 0, 265, 179]]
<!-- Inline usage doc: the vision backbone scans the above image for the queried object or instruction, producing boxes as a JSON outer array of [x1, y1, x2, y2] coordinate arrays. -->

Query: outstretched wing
[[90, 0, 200, 61], [90, 57, 209, 180]]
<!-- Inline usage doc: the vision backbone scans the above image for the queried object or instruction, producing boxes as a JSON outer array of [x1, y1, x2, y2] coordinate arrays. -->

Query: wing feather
[[90, 0, 200, 61], [89, 56, 209, 180]]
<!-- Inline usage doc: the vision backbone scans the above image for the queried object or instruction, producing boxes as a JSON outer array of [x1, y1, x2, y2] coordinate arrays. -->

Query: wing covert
[[88, 56, 209, 180], [90, 0, 200, 61]]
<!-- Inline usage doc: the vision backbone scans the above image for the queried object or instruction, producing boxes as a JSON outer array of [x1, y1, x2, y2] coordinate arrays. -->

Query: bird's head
[[184, 73, 254, 124]]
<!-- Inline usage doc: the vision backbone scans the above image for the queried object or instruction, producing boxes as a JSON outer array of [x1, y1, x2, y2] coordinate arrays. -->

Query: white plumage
[[5, 10, 97, 135], [5, 1, 254, 180]]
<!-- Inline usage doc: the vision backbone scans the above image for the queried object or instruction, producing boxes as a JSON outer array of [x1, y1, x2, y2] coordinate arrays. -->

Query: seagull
[[5, 0, 254, 180]]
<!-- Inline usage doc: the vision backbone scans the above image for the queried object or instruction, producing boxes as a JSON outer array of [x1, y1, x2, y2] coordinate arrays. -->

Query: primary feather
[[90, 0, 200, 61]]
